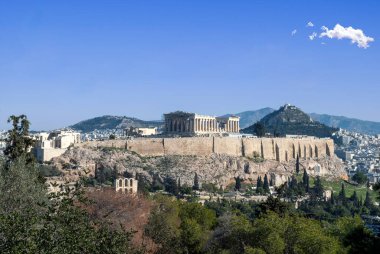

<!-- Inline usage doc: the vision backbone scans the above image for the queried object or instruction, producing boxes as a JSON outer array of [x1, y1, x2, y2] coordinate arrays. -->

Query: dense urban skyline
[[1, 0, 379, 130]]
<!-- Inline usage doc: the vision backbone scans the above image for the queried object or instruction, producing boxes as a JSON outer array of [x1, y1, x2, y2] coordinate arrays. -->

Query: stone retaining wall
[[76, 137, 334, 162]]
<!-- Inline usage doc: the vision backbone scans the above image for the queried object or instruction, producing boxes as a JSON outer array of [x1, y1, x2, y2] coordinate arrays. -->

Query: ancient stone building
[[115, 178, 138, 194], [164, 111, 240, 135], [33, 130, 81, 162]]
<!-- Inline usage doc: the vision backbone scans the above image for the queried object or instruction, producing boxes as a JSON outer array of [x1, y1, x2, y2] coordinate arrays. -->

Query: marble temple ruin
[[164, 111, 240, 135]]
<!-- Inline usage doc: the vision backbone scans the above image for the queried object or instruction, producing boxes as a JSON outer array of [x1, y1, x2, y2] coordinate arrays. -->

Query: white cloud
[[291, 29, 297, 36], [306, 21, 314, 27], [309, 32, 317, 40], [319, 24, 374, 48]]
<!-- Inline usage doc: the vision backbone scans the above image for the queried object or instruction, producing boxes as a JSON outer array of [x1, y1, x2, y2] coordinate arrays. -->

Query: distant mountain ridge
[[224, 107, 275, 129], [69, 109, 380, 135], [242, 105, 337, 138], [232, 109, 380, 135], [70, 115, 162, 132], [309, 113, 380, 135]]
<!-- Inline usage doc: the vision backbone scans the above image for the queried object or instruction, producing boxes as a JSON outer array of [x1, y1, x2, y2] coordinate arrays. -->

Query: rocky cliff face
[[51, 146, 347, 189]]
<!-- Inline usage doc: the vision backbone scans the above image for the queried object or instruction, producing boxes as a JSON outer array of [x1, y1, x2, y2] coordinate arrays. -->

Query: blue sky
[[0, 0, 379, 130]]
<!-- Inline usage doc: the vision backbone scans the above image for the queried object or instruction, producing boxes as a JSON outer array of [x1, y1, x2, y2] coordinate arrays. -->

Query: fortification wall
[[126, 138, 164, 156], [164, 137, 213, 156], [76, 137, 335, 162], [76, 140, 127, 149], [213, 137, 242, 157]]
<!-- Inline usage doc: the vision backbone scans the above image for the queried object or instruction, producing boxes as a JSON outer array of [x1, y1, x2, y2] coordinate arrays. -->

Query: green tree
[[4, 115, 35, 164], [258, 196, 293, 217], [180, 218, 204, 253], [339, 183, 347, 203], [257, 176, 262, 188], [0, 171, 138, 253], [350, 191, 360, 208], [244, 247, 266, 254], [289, 175, 298, 190], [295, 155, 300, 175], [253, 122, 266, 137], [193, 173, 200, 191], [374, 182, 380, 202], [263, 174, 270, 193], [302, 169, 310, 192], [251, 213, 340, 254], [165, 177, 179, 196], [145, 195, 181, 254], [0, 116, 139, 253], [256, 176, 263, 194], [146, 197, 217, 254], [352, 172, 367, 185], [95, 166, 117, 185], [235, 177, 242, 191], [364, 191, 372, 209], [208, 213, 252, 254], [0, 156, 47, 214], [269, 177, 274, 187], [136, 173, 151, 195], [36, 194, 136, 254], [333, 216, 380, 254], [312, 176, 324, 201], [152, 173, 164, 191], [330, 191, 335, 205]]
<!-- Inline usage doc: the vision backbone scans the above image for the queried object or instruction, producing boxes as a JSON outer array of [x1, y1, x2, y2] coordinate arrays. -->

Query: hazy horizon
[[2, 104, 380, 132], [1, 0, 379, 130]]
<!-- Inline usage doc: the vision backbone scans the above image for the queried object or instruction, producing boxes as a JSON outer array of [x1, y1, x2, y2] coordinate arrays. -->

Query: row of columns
[[166, 118, 194, 133], [166, 118, 240, 133], [226, 120, 239, 133], [194, 118, 218, 132]]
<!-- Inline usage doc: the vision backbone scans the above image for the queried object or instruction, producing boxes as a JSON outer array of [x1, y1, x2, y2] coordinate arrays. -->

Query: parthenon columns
[[225, 120, 239, 133], [164, 112, 240, 134], [193, 118, 219, 132], [181, 118, 240, 133]]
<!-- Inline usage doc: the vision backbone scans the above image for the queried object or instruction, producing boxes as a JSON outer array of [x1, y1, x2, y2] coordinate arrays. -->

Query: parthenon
[[164, 111, 240, 135]]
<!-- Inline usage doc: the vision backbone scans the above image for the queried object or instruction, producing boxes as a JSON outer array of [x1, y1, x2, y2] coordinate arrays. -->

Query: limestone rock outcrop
[[51, 146, 347, 189]]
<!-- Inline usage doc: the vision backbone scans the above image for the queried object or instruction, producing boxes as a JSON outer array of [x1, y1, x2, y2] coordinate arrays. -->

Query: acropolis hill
[[54, 109, 345, 188], [77, 110, 334, 162], [64, 136, 344, 189]]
